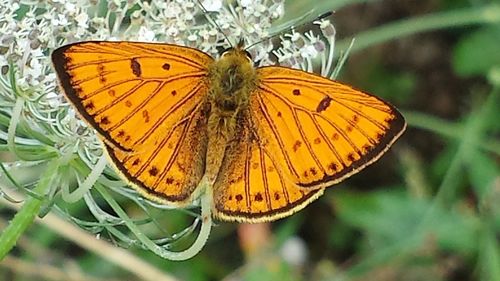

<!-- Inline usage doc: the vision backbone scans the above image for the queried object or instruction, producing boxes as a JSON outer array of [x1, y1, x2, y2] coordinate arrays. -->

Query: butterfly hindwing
[[212, 112, 324, 222], [252, 66, 406, 188], [52, 41, 213, 204], [106, 102, 210, 203]]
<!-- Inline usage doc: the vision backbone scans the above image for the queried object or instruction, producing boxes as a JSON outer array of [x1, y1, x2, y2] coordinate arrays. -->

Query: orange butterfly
[[51, 40, 405, 222]]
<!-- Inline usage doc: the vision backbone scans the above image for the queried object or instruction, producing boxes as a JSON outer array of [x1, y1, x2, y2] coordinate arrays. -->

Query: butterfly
[[51, 40, 406, 223]]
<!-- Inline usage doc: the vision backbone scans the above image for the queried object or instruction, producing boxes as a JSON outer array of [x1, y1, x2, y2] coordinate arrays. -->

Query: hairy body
[[204, 47, 257, 183], [52, 41, 405, 222]]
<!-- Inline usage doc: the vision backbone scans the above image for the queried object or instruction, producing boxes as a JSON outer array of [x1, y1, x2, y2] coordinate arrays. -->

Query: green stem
[[96, 179, 213, 261], [403, 110, 500, 155], [478, 220, 500, 281], [7, 98, 24, 156], [273, 0, 371, 32], [343, 86, 499, 280], [0, 159, 59, 260], [337, 4, 500, 54], [431, 86, 499, 209], [62, 154, 107, 203]]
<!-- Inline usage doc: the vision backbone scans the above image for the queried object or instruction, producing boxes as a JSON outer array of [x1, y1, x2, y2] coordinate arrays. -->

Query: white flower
[[45, 91, 61, 108], [239, 0, 253, 8], [166, 25, 179, 37], [75, 12, 89, 29], [162, 2, 182, 19], [201, 0, 222, 12], [138, 26, 156, 41], [54, 14, 70, 27], [301, 44, 318, 58], [65, 2, 77, 16]]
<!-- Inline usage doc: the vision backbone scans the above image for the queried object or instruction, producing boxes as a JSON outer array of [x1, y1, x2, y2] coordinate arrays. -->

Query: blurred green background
[[1, 0, 499, 280]]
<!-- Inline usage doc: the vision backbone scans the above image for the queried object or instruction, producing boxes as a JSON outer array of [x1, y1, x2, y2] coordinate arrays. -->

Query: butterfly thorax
[[207, 47, 257, 117], [204, 47, 258, 183]]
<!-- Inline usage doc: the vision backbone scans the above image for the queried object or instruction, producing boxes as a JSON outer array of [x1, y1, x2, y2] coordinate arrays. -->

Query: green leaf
[[466, 150, 499, 201], [332, 190, 480, 254], [478, 225, 500, 281], [453, 26, 500, 77]]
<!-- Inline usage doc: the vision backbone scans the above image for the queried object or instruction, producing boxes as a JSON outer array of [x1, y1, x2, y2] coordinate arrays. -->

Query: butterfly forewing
[[252, 66, 406, 188], [52, 41, 213, 151], [52, 41, 213, 204]]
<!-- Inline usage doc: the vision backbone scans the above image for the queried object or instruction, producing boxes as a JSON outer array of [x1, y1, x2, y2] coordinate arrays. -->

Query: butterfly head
[[220, 47, 252, 65]]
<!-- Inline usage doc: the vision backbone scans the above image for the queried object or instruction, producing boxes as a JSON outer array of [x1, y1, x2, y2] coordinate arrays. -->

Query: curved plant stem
[[96, 179, 213, 261], [272, 0, 371, 32], [403, 110, 500, 155], [7, 98, 24, 156], [0, 189, 179, 281], [0, 159, 59, 260], [337, 4, 500, 54], [429, 87, 498, 210], [62, 154, 108, 203]]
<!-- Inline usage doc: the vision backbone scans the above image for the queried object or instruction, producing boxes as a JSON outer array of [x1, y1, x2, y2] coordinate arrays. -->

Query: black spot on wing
[[131, 58, 142, 77], [316, 96, 332, 113]]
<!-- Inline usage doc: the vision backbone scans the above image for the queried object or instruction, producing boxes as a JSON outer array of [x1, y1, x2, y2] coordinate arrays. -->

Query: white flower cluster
[[0, 0, 338, 153], [273, 17, 337, 76], [0, 0, 340, 254]]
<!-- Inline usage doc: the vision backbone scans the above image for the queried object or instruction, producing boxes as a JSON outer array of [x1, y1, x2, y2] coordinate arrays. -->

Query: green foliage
[[453, 26, 500, 77], [1, 1, 500, 281], [334, 190, 479, 255]]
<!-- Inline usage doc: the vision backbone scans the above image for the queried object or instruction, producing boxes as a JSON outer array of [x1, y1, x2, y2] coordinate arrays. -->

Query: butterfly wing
[[52, 41, 213, 204], [212, 112, 324, 222], [251, 66, 406, 189]]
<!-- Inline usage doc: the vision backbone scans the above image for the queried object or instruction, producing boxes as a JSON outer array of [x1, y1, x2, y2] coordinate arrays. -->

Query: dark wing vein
[[255, 89, 300, 179], [99, 80, 151, 119], [123, 47, 206, 69], [328, 96, 392, 131], [155, 107, 199, 188], [308, 110, 347, 167], [290, 107, 326, 173], [106, 81, 164, 131], [135, 80, 204, 145], [79, 78, 142, 100], [312, 112, 361, 155], [72, 70, 117, 85], [259, 145, 272, 211], [244, 137, 251, 210], [128, 117, 184, 177], [72, 44, 209, 69]]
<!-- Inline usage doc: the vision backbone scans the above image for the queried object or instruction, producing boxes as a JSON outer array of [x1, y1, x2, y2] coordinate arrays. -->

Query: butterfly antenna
[[244, 11, 334, 51], [197, 0, 233, 47]]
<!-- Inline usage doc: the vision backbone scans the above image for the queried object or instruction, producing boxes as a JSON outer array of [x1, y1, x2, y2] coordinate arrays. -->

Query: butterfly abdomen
[[203, 47, 258, 183]]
